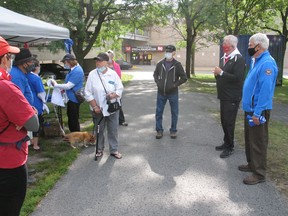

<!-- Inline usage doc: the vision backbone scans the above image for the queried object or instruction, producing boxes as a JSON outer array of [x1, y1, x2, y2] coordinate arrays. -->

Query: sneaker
[[238, 164, 252, 172], [170, 132, 177, 139], [220, 149, 234, 158], [215, 144, 225, 151], [243, 175, 265, 185], [156, 131, 163, 139]]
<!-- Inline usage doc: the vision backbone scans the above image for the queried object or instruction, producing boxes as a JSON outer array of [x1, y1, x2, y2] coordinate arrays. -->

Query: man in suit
[[213, 35, 246, 158]]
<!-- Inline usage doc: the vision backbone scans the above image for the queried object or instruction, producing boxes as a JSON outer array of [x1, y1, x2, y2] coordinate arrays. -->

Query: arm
[[175, 63, 187, 86], [253, 62, 278, 117], [23, 114, 39, 132], [53, 81, 75, 90], [84, 73, 101, 113], [222, 56, 245, 82]]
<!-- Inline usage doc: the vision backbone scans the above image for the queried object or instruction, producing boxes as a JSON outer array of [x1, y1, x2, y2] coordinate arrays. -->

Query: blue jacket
[[10, 66, 34, 105], [65, 64, 84, 103], [242, 50, 278, 117]]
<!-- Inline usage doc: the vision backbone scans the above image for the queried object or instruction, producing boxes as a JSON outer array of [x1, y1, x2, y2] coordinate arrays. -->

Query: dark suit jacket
[[215, 54, 246, 101]]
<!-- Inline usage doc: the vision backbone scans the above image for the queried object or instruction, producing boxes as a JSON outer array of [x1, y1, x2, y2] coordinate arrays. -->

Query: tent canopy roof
[[0, 7, 70, 45]]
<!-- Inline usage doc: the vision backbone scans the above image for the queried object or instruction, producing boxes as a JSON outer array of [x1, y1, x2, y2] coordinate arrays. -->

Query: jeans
[[155, 92, 178, 133]]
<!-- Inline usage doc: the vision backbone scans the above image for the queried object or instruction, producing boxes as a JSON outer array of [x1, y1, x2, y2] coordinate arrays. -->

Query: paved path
[[31, 70, 288, 216]]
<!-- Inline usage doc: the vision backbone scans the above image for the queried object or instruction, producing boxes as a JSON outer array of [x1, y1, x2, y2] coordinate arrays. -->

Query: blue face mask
[[97, 66, 107, 73], [64, 64, 70, 69]]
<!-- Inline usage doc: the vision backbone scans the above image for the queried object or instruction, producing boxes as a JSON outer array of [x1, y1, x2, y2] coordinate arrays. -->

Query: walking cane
[[94, 116, 104, 161]]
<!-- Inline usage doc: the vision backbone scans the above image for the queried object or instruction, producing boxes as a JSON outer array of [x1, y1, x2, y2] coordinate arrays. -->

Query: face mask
[[97, 66, 106, 73], [10, 59, 14, 69], [165, 52, 173, 60], [64, 64, 70, 69], [222, 45, 230, 53], [24, 63, 35, 73], [248, 44, 258, 56]]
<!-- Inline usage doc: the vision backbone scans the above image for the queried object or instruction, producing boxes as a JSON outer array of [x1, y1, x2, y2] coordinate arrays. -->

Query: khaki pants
[[244, 110, 270, 178]]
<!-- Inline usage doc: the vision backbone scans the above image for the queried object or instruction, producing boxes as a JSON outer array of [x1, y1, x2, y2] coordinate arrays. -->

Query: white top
[[85, 67, 124, 116]]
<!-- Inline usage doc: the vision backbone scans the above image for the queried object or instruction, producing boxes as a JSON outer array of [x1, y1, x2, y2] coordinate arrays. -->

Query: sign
[[125, 46, 165, 53]]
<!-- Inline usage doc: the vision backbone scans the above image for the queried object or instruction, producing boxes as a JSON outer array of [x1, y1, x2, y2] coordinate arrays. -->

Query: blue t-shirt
[[27, 72, 45, 115], [10, 66, 34, 105], [65, 65, 85, 103]]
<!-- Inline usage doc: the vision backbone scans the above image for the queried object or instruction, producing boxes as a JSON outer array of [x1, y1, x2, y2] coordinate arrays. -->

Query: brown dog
[[63, 132, 96, 148]]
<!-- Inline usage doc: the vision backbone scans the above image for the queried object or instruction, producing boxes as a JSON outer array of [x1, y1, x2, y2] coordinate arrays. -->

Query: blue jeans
[[155, 92, 179, 133]]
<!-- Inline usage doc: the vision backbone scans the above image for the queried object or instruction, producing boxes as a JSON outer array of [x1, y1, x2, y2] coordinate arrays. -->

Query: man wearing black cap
[[10, 48, 35, 105], [153, 45, 187, 139], [52, 53, 85, 132]]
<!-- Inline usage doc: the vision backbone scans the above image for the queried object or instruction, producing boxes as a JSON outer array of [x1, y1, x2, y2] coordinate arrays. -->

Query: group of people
[[0, 31, 279, 215], [212, 33, 278, 185], [155, 34, 278, 186], [51, 51, 128, 160]]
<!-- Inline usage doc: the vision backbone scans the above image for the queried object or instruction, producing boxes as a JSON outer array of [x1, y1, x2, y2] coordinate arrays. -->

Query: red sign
[[125, 46, 132, 53]]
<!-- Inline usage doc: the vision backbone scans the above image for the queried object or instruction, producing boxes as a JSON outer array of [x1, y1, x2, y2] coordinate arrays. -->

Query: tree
[[262, 0, 288, 73], [171, 0, 218, 77], [1, 0, 170, 65]]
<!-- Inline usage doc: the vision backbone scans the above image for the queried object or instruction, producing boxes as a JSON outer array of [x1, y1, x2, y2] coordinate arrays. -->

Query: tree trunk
[[190, 45, 195, 76], [186, 26, 193, 79]]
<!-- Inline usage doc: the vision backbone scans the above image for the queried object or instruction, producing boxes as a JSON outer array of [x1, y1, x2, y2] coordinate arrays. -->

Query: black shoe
[[156, 131, 163, 139], [220, 149, 234, 158], [215, 144, 225, 151], [120, 122, 128, 126]]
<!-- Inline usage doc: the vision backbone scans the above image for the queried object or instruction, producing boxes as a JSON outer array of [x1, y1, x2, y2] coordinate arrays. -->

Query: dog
[[63, 132, 96, 148]]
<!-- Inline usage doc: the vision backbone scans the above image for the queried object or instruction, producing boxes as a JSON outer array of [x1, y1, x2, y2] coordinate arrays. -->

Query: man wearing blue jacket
[[239, 33, 278, 185]]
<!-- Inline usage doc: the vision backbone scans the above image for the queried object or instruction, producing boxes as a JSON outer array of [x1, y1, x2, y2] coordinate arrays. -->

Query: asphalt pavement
[[31, 66, 288, 216]]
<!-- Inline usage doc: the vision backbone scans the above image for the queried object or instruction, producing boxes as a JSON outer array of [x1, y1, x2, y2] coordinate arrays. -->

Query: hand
[[252, 115, 260, 125], [213, 66, 222, 76], [93, 106, 101, 114], [15, 124, 23, 131], [43, 104, 50, 114]]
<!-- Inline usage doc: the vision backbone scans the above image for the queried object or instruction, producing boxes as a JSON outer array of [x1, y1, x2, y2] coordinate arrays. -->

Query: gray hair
[[224, 35, 238, 48], [249, 33, 269, 50]]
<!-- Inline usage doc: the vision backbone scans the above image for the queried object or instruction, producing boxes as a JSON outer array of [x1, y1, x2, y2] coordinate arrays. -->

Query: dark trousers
[[220, 100, 240, 149], [0, 164, 27, 216], [119, 107, 126, 124], [67, 100, 80, 132], [244, 110, 270, 178]]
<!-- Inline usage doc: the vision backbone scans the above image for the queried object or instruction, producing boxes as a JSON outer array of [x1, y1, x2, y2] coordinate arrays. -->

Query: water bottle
[[247, 115, 266, 127]]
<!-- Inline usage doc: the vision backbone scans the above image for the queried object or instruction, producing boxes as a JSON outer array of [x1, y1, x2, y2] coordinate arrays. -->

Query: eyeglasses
[[6, 53, 15, 60]]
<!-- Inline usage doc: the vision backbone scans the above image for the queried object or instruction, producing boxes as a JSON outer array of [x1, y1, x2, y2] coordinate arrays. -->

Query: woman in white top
[[85, 52, 124, 159]]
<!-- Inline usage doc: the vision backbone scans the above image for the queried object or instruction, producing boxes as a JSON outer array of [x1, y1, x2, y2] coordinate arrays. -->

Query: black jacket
[[215, 54, 245, 101], [153, 58, 187, 96]]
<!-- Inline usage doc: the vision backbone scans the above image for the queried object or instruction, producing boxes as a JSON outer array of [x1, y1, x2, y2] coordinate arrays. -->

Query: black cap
[[165, 45, 176, 52], [14, 48, 36, 65], [94, 52, 109, 61], [61, 53, 76, 62]]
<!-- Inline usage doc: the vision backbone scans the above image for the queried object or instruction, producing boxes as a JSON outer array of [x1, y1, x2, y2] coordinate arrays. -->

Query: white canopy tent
[[0, 7, 70, 45]]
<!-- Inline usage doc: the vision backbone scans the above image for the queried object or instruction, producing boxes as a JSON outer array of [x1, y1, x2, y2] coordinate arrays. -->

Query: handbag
[[97, 71, 121, 113], [73, 87, 85, 103]]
